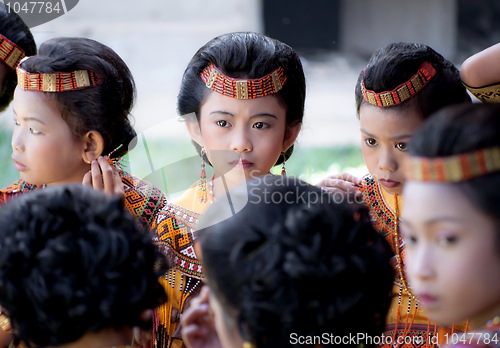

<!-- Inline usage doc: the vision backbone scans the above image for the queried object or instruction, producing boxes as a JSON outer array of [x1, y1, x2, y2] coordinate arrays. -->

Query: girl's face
[[359, 103, 423, 195], [11, 87, 89, 186], [194, 91, 299, 185], [402, 181, 500, 329]]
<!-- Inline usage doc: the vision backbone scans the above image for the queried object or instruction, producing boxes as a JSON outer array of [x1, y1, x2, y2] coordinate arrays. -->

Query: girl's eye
[[395, 142, 408, 151], [364, 138, 377, 147], [437, 235, 458, 247], [29, 128, 41, 135], [216, 120, 230, 128], [13, 119, 20, 126], [253, 122, 269, 129]]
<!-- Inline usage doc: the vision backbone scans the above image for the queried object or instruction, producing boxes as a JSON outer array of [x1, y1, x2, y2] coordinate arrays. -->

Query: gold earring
[[243, 342, 254, 348], [281, 152, 286, 176]]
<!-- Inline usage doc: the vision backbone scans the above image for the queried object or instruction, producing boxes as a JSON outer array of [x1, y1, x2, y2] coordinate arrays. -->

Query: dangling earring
[[281, 152, 287, 176], [198, 147, 207, 202], [243, 342, 254, 348]]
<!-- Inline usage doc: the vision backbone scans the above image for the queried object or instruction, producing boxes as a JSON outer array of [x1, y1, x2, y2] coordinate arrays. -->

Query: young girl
[[0, 185, 169, 348], [183, 175, 394, 348], [0, 37, 166, 227], [0, 3, 36, 112], [150, 32, 304, 348], [320, 42, 471, 346], [402, 103, 500, 347]]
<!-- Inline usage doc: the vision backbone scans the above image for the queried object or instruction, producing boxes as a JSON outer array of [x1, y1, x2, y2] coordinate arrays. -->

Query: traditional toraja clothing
[[150, 184, 207, 348], [463, 83, 500, 103], [0, 172, 166, 229], [359, 174, 466, 347]]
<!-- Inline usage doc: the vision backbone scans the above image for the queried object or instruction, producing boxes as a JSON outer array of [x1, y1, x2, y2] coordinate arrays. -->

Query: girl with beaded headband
[[402, 103, 500, 347], [148, 32, 304, 348], [0, 3, 36, 112], [318, 42, 472, 347], [0, 37, 166, 226]]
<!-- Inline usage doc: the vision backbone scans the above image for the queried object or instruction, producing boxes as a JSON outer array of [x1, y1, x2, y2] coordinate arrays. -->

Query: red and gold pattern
[[0, 172, 165, 230], [17, 58, 98, 92], [361, 61, 437, 107], [200, 62, 287, 100], [406, 147, 500, 183], [151, 201, 204, 348], [0, 34, 25, 70]]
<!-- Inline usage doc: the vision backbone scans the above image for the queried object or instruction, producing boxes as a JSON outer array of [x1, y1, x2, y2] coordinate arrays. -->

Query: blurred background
[[0, 0, 497, 196]]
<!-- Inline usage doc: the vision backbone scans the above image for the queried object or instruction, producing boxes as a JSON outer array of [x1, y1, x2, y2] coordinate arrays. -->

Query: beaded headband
[[406, 147, 500, 182], [200, 62, 287, 100], [361, 61, 437, 108], [16, 57, 98, 92], [0, 34, 25, 70]]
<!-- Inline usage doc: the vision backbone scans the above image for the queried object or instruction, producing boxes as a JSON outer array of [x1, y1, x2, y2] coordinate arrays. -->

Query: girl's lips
[[12, 158, 27, 171], [417, 293, 438, 306], [379, 179, 400, 189], [230, 160, 253, 169]]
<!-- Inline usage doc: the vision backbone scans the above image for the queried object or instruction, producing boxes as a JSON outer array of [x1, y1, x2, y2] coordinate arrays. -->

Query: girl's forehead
[[359, 103, 423, 136]]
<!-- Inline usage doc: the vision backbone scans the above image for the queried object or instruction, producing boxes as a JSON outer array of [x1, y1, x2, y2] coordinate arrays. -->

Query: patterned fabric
[[359, 174, 465, 348], [0, 172, 165, 230], [200, 62, 287, 100], [150, 199, 204, 348], [464, 82, 500, 103], [17, 62, 98, 93], [0, 33, 25, 70]]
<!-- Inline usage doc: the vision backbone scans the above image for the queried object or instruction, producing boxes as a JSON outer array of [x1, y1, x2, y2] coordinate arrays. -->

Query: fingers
[[316, 173, 363, 201], [82, 156, 124, 196], [98, 156, 115, 196]]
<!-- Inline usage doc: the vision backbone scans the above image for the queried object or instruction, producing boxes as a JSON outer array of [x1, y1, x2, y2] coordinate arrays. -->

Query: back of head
[[198, 175, 393, 348], [177, 32, 306, 165], [0, 185, 168, 347], [19, 37, 136, 158], [355, 42, 471, 118], [0, 3, 36, 111], [409, 103, 500, 224]]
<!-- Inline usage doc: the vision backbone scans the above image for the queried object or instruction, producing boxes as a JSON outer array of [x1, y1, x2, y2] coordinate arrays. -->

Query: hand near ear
[[83, 156, 124, 196]]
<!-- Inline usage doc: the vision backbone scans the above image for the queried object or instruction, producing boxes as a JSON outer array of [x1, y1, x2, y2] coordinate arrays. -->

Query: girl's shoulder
[[0, 179, 41, 206]]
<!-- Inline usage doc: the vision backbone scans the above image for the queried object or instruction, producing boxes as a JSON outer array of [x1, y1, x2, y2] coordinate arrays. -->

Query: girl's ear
[[81, 130, 105, 164], [282, 122, 302, 152], [184, 114, 204, 147]]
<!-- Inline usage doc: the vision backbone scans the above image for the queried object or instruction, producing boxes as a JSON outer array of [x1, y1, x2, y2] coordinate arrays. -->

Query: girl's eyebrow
[[13, 110, 47, 125], [209, 111, 277, 118]]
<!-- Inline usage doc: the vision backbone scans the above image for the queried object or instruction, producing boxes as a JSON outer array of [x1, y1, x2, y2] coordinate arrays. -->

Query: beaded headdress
[[200, 62, 287, 100], [0, 34, 25, 70], [361, 61, 437, 107], [16, 57, 98, 92], [406, 147, 500, 182]]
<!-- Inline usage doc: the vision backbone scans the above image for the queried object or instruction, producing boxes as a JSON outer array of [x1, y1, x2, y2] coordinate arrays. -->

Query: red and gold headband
[[361, 61, 437, 108], [16, 57, 98, 92], [406, 147, 500, 182], [0, 34, 25, 70], [200, 62, 287, 100]]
